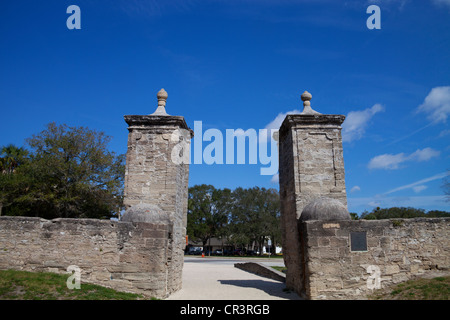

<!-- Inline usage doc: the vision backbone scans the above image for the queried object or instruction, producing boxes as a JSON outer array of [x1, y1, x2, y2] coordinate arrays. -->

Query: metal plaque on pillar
[[350, 232, 367, 252]]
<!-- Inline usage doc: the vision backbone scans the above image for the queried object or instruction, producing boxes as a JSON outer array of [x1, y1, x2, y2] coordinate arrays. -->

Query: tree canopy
[[359, 206, 450, 220], [187, 185, 230, 248], [0, 122, 125, 219], [187, 184, 281, 254], [0, 144, 29, 174]]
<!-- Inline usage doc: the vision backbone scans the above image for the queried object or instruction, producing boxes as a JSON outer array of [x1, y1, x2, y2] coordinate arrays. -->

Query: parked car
[[246, 250, 258, 256], [187, 247, 202, 255], [222, 249, 232, 256], [213, 249, 223, 255], [232, 249, 244, 256]]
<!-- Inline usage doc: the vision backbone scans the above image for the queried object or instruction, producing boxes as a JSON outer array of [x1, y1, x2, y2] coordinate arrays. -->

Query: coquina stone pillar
[[278, 90, 347, 297], [123, 88, 193, 295]]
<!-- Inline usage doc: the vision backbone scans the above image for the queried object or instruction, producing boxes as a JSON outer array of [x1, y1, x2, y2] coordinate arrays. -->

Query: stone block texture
[[299, 218, 450, 299], [123, 114, 193, 296], [0, 216, 176, 298], [278, 114, 347, 295]]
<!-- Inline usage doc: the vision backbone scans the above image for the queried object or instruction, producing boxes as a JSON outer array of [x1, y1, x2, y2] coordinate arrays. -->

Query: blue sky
[[0, 0, 449, 214]]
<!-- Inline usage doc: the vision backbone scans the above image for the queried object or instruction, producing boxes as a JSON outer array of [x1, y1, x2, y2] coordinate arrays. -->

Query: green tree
[[360, 206, 450, 220], [427, 210, 450, 217], [0, 123, 125, 219], [187, 185, 229, 251], [186, 185, 281, 255], [349, 212, 359, 220], [0, 145, 30, 216], [229, 187, 280, 255], [0, 144, 29, 174], [212, 187, 233, 252]]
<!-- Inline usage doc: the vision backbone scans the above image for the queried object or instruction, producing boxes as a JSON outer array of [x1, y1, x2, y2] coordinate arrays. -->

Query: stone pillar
[[123, 88, 193, 295], [278, 90, 347, 297]]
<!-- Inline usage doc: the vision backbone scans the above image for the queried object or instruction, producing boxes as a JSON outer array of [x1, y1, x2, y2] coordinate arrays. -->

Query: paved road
[[166, 256, 301, 300]]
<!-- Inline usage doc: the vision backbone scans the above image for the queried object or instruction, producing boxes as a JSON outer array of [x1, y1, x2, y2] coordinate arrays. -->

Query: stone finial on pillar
[[278, 90, 347, 297], [300, 90, 321, 115], [151, 88, 169, 116], [123, 89, 193, 296]]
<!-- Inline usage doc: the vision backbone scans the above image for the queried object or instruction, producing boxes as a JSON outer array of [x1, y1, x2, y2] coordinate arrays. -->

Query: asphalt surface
[[166, 256, 301, 300]]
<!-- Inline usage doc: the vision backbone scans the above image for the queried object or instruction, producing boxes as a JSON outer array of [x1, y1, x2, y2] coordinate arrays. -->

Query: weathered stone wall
[[123, 96, 193, 297], [0, 216, 177, 299], [0, 90, 193, 299], [278, 123, 302, 292], [277, 94, 449, 300], [123, 115, 191, 218], [279, 113, 347, 295], [299, 217, 450, 300]]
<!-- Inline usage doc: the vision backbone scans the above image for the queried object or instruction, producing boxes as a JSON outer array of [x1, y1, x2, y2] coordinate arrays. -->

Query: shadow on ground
[[218, 279, 301, 300]]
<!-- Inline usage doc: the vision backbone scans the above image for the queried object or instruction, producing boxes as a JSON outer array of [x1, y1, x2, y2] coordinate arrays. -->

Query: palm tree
[[0, 144, 28, 174], [0, 144, 29, 215]]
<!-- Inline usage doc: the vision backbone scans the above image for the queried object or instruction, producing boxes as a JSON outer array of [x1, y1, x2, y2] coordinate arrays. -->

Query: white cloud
[[260, 109, 301, 143], [367, 152, 407, 170], [386, 123, 433, 146], [416, 86, 450, 124], [366, 0, 409, 10], [366, 0, 450, 10], [408, 147, 441, 162], [368, 147, 440, 170], [342, 104, 384, 142], [350, 186, 361, 193], [368, 201, 381, 207], [270, 173, 279, 184], [264, 109, 301, 132], [432, 0, 450, 9], [439, 129, 450, 138], [264, 103, 386, 144], [413, 185, 428, 193], [384, 171, 448, 194]]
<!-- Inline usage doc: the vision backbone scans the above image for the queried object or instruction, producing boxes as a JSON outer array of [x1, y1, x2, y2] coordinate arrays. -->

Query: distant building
[[185, 237, 282, 255]]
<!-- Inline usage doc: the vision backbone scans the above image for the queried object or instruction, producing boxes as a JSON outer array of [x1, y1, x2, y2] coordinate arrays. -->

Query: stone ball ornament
[[300, 197, 351, 221], [121, 203, 170, 224]]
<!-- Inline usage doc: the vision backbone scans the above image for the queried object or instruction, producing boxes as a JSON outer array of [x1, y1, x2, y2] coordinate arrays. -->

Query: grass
[[0, 269, 146, 300], [271, 266, 287, 273], [369, 276, 450, 300]]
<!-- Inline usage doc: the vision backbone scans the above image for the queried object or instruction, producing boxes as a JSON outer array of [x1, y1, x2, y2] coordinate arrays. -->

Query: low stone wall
[[0, 216, 178, 299], [299, 217, 450, 299], [234, 262, 286, 283]]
